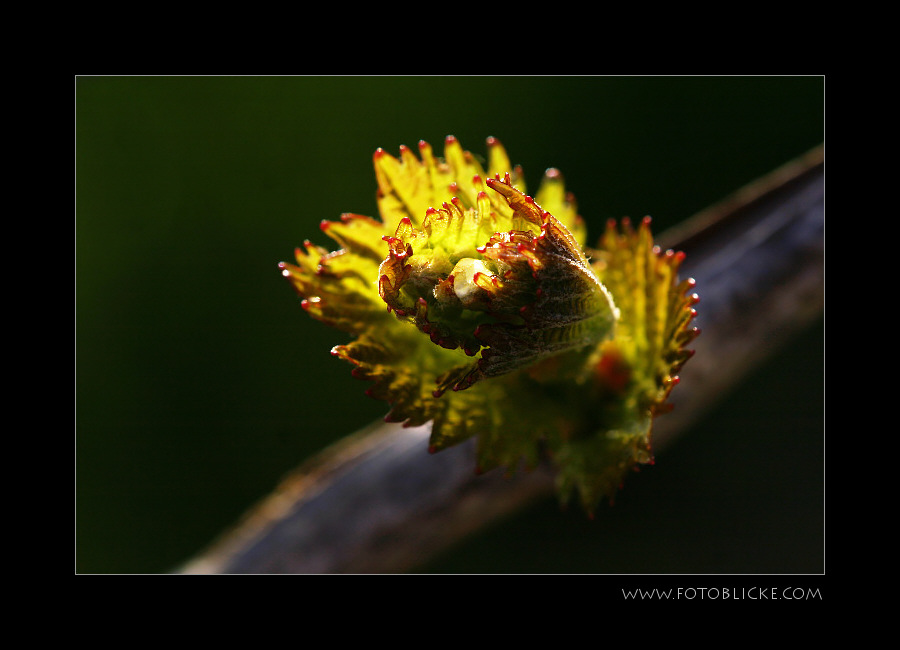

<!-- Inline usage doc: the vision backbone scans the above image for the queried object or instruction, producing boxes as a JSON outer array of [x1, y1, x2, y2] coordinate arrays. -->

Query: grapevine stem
[[178, 146, 824, 574]]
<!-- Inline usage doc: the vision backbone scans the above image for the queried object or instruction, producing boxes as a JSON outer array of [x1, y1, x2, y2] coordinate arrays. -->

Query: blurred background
[[75, 75, 824, 574]]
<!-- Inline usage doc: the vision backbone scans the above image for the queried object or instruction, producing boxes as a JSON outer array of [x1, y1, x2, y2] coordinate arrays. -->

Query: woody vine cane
[[180, 139, 823, 573]]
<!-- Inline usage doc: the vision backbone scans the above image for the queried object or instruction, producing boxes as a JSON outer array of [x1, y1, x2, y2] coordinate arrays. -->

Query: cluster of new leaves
[[280, 136, 698, 511]]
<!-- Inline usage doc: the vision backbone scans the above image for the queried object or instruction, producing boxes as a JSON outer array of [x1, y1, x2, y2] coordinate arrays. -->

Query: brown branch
[[178, 146, 824, 574]]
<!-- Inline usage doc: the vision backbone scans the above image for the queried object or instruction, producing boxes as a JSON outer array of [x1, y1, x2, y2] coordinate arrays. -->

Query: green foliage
[[280, 136, 699, 512]]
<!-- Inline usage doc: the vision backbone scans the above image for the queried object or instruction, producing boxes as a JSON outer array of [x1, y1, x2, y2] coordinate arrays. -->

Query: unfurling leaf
[[279, 136, 699, 513]]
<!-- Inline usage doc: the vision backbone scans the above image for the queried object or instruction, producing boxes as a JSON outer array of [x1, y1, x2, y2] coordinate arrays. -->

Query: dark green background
[[76, 76, 824, 574]]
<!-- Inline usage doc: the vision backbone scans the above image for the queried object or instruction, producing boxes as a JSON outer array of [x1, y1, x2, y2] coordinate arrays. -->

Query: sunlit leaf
[[280, 136, 699, 512]]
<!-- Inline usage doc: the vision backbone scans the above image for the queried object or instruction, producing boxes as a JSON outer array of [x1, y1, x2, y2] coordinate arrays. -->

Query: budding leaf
[[280, 136, 698, 513]]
